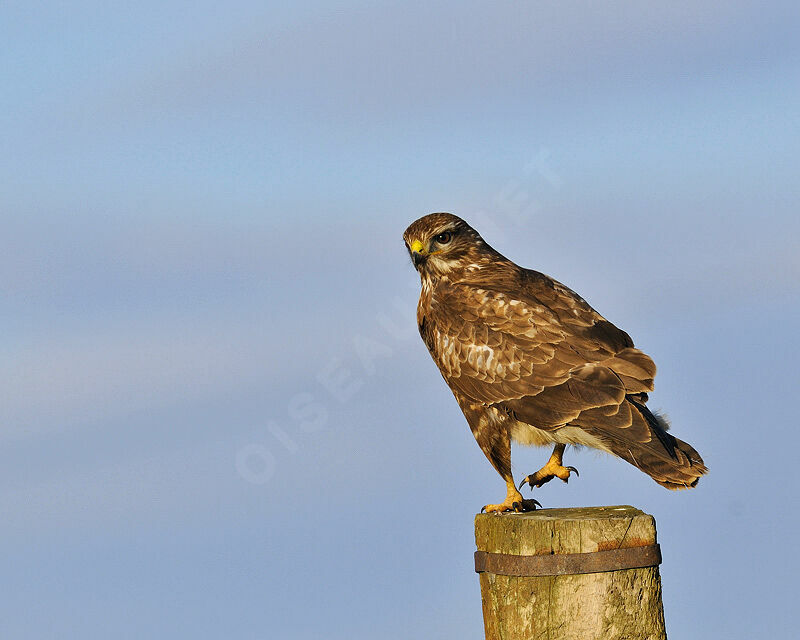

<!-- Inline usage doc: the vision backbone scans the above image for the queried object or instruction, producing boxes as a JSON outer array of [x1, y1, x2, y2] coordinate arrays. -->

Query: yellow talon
[[520, 444, 579, 490], [482, 479, 540, 513]]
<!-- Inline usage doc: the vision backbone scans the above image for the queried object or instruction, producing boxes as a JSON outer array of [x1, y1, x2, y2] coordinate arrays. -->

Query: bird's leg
[[478, 422, 540, 513], [482, 478, 541, 514], [519, 443, 579, 491]]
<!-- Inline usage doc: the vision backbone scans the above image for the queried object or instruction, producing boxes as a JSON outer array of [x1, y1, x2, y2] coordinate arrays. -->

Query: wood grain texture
[[475, 506, 667, 640]]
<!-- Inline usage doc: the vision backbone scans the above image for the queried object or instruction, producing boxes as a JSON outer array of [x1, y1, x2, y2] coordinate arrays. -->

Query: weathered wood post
[[474, 505, 667, 640]]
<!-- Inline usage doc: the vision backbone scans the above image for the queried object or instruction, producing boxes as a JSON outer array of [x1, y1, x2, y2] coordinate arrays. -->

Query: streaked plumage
[[403, 212, 707, 512]]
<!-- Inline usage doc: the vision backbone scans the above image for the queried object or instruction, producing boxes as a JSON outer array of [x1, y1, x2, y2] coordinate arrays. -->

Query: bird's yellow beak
[[409, 239, 427, 268]]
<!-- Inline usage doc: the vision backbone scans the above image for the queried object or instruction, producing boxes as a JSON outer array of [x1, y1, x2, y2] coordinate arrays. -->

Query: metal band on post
[[474, 544, 661, 576]]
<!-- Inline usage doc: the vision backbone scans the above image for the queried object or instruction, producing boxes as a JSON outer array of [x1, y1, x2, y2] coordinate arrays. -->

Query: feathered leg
[[477, 420, 540, 513], [519, 443, 579, 491]]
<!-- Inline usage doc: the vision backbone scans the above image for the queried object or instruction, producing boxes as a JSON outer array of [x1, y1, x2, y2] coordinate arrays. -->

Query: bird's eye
[[435, 231, 452, 245]]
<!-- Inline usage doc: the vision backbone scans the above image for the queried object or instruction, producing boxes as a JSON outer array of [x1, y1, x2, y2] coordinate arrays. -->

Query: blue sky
[[2, 2, 799, 638]]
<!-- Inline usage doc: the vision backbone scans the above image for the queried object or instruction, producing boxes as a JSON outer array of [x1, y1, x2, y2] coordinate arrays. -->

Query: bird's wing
[[424, 273, 657, 431]]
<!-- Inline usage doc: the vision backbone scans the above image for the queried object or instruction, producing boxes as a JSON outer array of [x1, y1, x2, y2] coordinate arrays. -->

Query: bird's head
[[402, 212, 495, 279]]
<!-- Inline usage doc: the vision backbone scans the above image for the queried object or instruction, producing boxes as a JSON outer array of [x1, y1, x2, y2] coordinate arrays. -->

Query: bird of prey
[[403, 213, 707, 513]]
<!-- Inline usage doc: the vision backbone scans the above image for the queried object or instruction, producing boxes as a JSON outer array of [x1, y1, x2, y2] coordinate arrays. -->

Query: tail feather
[[627, 395, 678, 460], [595, 397, 708, 490], [611, 435, 707, 489]]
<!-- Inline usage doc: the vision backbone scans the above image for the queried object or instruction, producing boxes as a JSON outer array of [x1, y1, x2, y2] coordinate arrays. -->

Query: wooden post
[[474, 505, 667, 640]]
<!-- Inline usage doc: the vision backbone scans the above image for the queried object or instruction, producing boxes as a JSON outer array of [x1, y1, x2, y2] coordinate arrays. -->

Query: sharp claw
[[567, 466, 579, 477], [480, 506, 486, 513], [518, 477, 529, 490], [522, 498, 542, 511]]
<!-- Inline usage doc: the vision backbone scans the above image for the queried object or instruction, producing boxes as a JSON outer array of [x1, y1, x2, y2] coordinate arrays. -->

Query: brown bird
[[403, 213, 707, 513]]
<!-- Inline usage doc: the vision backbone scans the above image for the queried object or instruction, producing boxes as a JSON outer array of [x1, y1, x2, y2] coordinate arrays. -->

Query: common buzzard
[[403, 213, 707, 513]]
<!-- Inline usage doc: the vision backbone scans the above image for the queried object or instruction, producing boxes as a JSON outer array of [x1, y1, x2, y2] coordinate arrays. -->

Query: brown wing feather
[[423, 273, 653, 418]]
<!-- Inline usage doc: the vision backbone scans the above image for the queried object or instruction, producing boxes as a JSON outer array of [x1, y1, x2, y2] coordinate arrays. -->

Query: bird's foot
[[481, 487, 541, 514], [519, 462, 579, 490]]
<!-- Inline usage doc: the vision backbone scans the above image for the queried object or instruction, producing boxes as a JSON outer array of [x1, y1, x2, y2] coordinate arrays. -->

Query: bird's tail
[[603, 397, 708, 490]]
